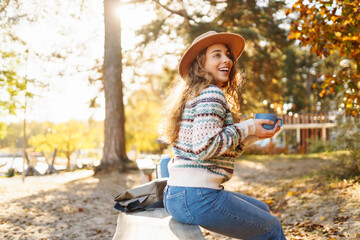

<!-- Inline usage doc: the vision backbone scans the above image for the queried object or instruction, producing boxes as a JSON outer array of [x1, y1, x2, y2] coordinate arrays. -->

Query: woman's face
[[204, 43, 233, 87]]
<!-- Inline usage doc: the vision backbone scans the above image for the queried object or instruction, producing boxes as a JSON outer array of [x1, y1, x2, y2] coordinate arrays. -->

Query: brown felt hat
[[178, 31, 246, 79]]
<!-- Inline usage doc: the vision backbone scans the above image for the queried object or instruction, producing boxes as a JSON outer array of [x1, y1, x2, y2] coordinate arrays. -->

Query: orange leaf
[[311, 45, 317, 53], [286, 191, 296, 197]]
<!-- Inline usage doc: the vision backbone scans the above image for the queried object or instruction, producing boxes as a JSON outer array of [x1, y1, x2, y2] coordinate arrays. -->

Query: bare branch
[[120, 0, 194, 23], [207, 0, 227, 4], [152, 0, 194, 21], [0, 0, 11, 13], [78, 0, 85, 18], [119, 0, 148, 5]]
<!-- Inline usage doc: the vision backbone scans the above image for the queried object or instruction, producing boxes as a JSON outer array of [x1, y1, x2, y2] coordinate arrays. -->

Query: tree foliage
[[0, 50, 26, 116], [288, 0, 360, 115], [334, 116, 360, 177], [28, 122, 57, 157], [1, 0, 32, 118], [211, 0, 290, 114], [29, 120, 100, 171], [1, 0, 28, 117], [122, 64, 174, 155], [132, 0, 303, 115]]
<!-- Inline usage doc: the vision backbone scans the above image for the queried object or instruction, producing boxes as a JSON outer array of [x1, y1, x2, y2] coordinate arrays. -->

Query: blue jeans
[[163, 186, 286, 240]]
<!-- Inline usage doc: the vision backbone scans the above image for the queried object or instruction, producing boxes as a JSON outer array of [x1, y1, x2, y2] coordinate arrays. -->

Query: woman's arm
[[191, 87, 253, 160]]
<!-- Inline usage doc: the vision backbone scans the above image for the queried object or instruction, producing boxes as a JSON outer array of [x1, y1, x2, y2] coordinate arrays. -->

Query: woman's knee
[[229, 191, 270, 213], [250, 198, 270, 213], [262, 202, 271, 213], [248, 198, 271, 213]]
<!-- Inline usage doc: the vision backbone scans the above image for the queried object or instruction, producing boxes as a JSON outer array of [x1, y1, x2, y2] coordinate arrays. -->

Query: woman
[[160, 31, 286, 240]]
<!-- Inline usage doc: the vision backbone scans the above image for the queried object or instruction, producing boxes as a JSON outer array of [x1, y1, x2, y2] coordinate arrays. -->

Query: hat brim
[[178, 32, 245, 79]]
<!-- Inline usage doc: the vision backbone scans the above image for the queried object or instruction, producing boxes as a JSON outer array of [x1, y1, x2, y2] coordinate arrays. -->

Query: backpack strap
[[114, 200, 142, 212], [144, 200, 164, 209], [114, 200, 164, 212]]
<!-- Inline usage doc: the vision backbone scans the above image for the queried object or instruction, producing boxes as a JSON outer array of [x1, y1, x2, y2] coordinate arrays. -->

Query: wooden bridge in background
[[275, 113, 337, 153]]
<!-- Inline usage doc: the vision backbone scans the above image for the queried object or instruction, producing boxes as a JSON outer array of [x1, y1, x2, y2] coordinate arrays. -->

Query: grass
[[238, 152, 328, 162], [238, 151, 360, 183], [239, 150, 353, 161]]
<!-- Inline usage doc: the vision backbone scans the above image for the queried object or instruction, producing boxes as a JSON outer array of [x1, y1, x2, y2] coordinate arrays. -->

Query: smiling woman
[[204, 44, 234, 87], [159, 31, 286, 239]]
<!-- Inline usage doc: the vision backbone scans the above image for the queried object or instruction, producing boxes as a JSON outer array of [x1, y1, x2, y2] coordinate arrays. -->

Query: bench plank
[[112, 208, 205, 240]]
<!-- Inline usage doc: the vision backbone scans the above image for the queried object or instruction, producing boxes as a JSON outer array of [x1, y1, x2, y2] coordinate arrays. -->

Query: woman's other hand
[[254, 119, 281, 139]]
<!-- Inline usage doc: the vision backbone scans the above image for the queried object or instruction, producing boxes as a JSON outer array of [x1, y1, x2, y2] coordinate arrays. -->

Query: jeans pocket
[[165, 189, 194, 224]]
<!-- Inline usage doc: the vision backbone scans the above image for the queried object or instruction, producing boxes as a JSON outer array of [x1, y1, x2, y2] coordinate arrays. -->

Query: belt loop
[[198, 188, 203, 197]]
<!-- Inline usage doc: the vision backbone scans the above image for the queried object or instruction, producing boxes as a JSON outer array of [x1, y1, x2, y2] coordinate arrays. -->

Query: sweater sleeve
[[191, 87, 252, 161]]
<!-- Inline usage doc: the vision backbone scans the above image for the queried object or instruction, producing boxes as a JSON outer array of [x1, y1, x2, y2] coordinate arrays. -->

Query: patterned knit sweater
[[167, 85, 259, 189]]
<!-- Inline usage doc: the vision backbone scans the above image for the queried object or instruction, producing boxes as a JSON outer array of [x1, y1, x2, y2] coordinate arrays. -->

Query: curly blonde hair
[[159, 46, 244, 144]]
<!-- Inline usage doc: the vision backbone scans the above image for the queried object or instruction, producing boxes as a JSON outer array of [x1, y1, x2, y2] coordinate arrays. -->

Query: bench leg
[[139, 170, 153, 183]]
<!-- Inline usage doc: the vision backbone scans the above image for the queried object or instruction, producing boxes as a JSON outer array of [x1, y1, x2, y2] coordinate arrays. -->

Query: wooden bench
[[136, 159, 156, 183], [112, 208, 205, 240]]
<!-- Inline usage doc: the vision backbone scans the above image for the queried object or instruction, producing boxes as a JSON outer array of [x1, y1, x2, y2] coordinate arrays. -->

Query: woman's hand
[[254, 119, 281, 139]]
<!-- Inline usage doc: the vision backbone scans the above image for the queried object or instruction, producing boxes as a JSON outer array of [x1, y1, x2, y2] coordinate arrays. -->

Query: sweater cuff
[[242, 135, 260, 146], [234, 119, 256, 140]]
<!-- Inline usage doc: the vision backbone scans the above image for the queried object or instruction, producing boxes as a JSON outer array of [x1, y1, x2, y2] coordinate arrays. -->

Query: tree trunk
[[97, 0, 127, 173], [67, 155, 71, 171]]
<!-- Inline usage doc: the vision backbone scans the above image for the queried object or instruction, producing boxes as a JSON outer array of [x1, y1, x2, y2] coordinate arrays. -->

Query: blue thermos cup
[[156, 154, 171, 178]]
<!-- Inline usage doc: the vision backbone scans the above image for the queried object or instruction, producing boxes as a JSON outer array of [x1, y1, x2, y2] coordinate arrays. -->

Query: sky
[[3, 0, 157, 124]]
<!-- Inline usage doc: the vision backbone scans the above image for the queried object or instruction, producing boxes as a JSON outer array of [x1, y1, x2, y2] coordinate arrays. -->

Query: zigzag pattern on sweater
[[170, 85, 246, 184]]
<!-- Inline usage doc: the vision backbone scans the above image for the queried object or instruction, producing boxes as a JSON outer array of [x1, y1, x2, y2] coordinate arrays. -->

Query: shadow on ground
[[1, 156, 359, 240], [0, 170, 142, 240]]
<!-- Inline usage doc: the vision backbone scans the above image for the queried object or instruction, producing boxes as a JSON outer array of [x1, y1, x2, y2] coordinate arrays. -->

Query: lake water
[[0, 156, 100, 176]]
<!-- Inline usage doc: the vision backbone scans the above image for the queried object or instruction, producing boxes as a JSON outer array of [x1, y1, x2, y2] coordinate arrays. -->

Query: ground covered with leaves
[[0, 170, 142, 240], [203, 154, 360, 240], [0, 154, 359, 240]]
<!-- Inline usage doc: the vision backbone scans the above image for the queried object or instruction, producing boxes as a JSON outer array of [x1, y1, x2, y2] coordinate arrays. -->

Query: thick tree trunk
[[98, 0, 127, 173]]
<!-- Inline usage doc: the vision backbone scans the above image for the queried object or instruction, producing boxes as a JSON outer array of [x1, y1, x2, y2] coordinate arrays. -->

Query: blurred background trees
[[288, 0, 360, 116], [129, 0, 344, 115], [1, 0, 359, 174], [29, 120, 97, 171]]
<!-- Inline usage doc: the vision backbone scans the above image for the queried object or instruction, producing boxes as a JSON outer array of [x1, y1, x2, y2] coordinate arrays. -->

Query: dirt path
[[0, 157, 359, 240]]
